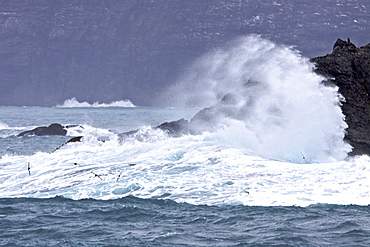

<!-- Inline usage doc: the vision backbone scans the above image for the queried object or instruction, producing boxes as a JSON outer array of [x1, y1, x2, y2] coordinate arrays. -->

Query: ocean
[[1, 103, 370, 246], [1, 34, 370, 245]]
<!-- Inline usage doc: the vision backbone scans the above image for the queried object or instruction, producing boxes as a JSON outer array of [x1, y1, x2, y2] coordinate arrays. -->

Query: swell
[[1, 196, 370, 246]]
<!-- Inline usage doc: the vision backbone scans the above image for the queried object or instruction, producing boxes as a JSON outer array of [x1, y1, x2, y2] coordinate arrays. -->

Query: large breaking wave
[[161, 35, 352, 162], [0, 36, 361, 206]]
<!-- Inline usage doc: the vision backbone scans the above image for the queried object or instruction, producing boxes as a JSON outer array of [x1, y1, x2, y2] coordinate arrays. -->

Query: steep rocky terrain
[[311, 39, 370, 155], [0, 0, 368, 106]]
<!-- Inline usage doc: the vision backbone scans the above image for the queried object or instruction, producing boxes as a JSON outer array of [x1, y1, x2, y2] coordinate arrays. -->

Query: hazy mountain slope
[[0, 0, 368, 106]]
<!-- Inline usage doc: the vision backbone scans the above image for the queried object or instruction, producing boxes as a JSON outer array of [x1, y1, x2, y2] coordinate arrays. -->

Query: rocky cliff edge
[[310, 39, 370, 155]]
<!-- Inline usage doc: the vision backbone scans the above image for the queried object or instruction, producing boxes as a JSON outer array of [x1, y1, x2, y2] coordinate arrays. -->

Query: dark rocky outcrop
[[17, 123, 67, 137], [118, 118, 191, 142], [155, 118, 190, 137], [53, 136, 84, 152], [17, 123, 82, 137], [310, 39, 370, 155]]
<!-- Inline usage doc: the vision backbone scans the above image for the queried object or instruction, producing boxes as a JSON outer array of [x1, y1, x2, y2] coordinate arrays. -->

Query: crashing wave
[[161, 35, 352, 162], [56, 97, 136, 108]]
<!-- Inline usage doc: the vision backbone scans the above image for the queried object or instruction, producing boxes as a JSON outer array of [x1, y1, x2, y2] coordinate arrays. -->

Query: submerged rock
[[310, 38, 370, 155], [17, 123, 67, 137]]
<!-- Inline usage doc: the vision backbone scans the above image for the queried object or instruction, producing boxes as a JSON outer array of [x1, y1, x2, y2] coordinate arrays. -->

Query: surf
[[161, 35, 352, 163], [0, 36, 366, 207], [56, 97, 136, 108]]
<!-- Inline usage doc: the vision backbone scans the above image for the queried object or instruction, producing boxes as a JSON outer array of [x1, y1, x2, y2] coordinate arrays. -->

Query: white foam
[[0, 36, 364, 207], [162, 35, 351, 162], [0, 122, 9, 130], [119, 126, 169, 143], [65, 124, 115, 139], [0, 134, 369, 207], [56, 97, 136, 108]]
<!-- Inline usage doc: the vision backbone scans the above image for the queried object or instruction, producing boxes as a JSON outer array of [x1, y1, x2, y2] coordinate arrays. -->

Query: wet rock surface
[[17, 123, 67, 137], [311, 39, 370, 155]]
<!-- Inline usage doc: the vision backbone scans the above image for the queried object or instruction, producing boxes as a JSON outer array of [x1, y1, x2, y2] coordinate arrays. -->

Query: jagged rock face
[[16, 123, 82, 137], [310, 39, 370, 155]]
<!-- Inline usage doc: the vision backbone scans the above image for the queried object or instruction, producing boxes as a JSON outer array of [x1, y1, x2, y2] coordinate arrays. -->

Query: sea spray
[[0, 35, 360, 205], [0, 107, 369, 206], [1, 130, 369, 206], [0, 121, 9, 130], [162, 35, 352, 162]]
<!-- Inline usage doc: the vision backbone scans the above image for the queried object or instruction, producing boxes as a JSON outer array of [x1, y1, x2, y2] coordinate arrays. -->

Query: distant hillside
[[0, 0, 368, 106]]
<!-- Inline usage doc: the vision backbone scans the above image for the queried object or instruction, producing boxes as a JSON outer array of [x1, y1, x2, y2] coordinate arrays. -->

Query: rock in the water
[[155, 118, 190, 137], [53, 136, 84, 152], [17, 123, 67, 137], [310, 38, 370, 155], [189, 79, 265, 134], [118, 118, 190, 143]]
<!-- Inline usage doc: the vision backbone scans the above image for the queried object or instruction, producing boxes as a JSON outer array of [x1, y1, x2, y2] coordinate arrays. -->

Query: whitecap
[[161, 35, 351, 162], [0, 121, 9, 130], [56, 97, 136, 108]]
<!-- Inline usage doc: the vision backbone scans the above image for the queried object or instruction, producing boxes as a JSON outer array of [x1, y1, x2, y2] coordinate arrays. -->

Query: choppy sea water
[[1, 106, 370, 246], [1, 35, 370, 246], [1, 196, 370, 247]]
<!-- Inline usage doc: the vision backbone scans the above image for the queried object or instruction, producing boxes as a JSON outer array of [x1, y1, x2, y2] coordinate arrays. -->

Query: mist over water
[[162, 35, 352, 162]]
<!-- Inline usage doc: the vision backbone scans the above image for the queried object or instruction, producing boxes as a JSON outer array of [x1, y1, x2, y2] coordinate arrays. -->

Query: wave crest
[[56, 98, 135, 108], [162, 35, 352, 162], [0, 121, 9, 130]]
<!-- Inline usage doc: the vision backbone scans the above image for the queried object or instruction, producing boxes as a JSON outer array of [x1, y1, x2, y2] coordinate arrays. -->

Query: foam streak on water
[[0, 131, 369, 207]]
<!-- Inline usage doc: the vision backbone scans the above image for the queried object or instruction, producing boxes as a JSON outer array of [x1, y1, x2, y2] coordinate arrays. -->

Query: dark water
[[1, 196, 370, 246]]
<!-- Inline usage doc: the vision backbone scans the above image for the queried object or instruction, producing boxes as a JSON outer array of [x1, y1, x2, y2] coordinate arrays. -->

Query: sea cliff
[[311, 39, 370, 155]]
